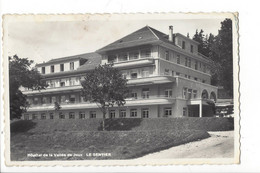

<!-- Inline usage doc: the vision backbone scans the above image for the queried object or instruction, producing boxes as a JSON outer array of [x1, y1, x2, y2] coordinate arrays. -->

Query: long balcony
[[26, 95, 175, 112], [112, 58, 155, 69], [128, 75, 175, 86], [22, 85, 82, 96]]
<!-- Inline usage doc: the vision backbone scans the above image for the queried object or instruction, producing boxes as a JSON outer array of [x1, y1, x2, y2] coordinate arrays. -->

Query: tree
[[81, 63, 129, 131], [9, 55, 48, 120], [210, 19, 233, 97]]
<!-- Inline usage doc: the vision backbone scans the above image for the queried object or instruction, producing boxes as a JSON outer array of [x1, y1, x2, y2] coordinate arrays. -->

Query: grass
[[10, 117, 233, 161], [11, 129, 209, 161]]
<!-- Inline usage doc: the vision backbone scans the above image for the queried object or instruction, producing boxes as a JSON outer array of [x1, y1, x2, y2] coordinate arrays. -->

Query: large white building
[[21, 25, 218, 120]]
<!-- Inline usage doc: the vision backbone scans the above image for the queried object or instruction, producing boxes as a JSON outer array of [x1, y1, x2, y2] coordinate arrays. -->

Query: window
[[59, 112, 65, 119], [182, 41, 186, 49], [49, 113, 54, 119], [141, 49, 151, 58], [164, 69, 170, 76], [183, 88, 187, 99], [164, 108, 172, 117], [69, 78, 75, 86], [172, 71, 175, 76], [188, 58, 191, 67], [203, 64, 206, 73], [42, 97, 48, 104], [79, 112, 85, 119], [90, 111, 96, 118], [142, 109, 149, 118], [61, 95, 66, 103], [108, 55, 117, 63], [195, 61, 198, 70], [69, 94, 76, 103], [69, 112, 75, 119], [177, 55, 181, 64], [202, 80, 206, 83], [188, 89, 192, 99], [60, 64, 64, 72], [60, 81, 66, 87], [200, 62, 202, 68], [185, 74, 188, 78], [165, 89, 172, 98], [49, 80, 55, 88], [33, 97, 39, 105], [194, 77, 198, 81], [131, 72, 138, 79], [51, 65, 55, 73], [129, 51, 139, 60], [183, 107, 187, 116], [109, 110, 115, 118], [122, 73, 127, 79], [42, 67, 45, 74], [165, 51, 169, 60], [190, 45, 194, 53], [41, 113, 46, 120], [188, 75, 191, 79], [193, 90, 197, 98], [70, 62, 74, 70], [142, 70, 149, 77], [131, 92, 137, 99], [119, 110, 126, 118], [142, 88, 150, 99], [176, 72, 180, 76], [185, 57, 188, 66], [24, 114, 29, 120], [130, 109, 137, 117], [118, 53, 128, 62], [32, 114, 37, 120]]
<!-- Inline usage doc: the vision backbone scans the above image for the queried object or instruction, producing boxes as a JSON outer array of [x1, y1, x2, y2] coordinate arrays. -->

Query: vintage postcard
[[2, 13, 239, 166]]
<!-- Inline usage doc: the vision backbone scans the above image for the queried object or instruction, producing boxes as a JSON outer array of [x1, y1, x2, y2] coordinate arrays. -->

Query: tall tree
[[81, 64, 129, 131], [9, 55, 48, 119], [211, 19, 233, 97]]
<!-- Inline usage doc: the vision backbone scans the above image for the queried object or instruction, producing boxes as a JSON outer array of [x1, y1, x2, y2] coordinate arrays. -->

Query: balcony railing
[[27, 95, 175, 110], [109, 57, 155, 68]]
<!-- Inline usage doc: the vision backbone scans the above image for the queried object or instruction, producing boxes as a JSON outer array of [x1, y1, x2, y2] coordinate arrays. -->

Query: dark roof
[[36, 52, 100, 67], [41, 53, 102, 78], [96, 26, 164, 53]]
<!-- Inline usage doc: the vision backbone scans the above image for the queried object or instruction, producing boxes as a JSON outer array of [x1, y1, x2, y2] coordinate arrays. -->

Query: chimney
[[169, 25, 173, 42]]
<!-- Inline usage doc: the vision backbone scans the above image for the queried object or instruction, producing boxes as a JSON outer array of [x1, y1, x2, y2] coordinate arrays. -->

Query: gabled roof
[[96, 26, 166, 53]]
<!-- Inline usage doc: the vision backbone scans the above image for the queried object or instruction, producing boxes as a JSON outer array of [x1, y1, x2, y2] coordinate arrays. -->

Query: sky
[[5, 14, 227, 65]]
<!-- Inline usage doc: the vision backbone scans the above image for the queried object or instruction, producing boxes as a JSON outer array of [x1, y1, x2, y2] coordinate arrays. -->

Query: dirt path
[[136, 131, 234, 159]]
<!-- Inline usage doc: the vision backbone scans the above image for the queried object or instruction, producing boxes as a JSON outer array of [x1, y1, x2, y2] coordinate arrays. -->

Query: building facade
[[21, 26, 218, 120]]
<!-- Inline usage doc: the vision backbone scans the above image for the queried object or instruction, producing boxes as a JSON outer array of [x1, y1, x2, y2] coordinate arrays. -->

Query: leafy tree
[[9, 55, 47, 120], [81, 63, 129, 131], [193, 29, 209, 56]]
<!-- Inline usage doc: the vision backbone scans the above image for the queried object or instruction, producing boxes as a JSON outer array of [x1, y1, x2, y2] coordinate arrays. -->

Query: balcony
[[111, 58, 155, 69], [22, 85, 82, 95], [128, 75, 175, 86], [26, 95, 175, 112]]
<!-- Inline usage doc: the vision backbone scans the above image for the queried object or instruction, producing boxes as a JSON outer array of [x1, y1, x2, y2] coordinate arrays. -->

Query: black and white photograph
[[2, 13, 239, 166]]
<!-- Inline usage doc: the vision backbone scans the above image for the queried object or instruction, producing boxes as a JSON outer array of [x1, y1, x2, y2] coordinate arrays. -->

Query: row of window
[[25, 108, 173, 120], [41, 62, 75, 74], [165, 50, 207, 73], [46, 77, 81, 88], [183, 88, 197, 99], [107, 49, 151, 63]]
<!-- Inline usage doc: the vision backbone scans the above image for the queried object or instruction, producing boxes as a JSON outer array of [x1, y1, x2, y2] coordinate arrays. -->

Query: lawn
[[10, 117, 233, 161], [11, 129, 209, 160]]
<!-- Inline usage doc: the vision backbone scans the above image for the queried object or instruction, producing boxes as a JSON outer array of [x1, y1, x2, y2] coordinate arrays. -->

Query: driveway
[[136, 131, 234, 159]]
